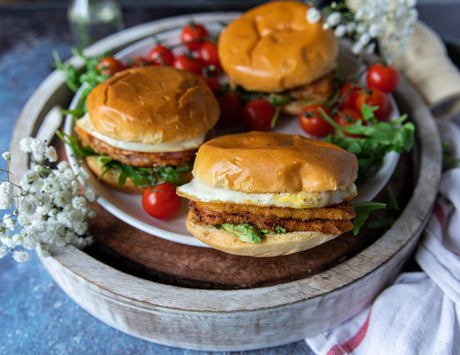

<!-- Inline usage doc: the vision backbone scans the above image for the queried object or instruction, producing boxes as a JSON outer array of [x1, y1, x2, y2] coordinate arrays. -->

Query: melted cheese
[[75, 114, 206, 152], [177, 178, 357, 209]]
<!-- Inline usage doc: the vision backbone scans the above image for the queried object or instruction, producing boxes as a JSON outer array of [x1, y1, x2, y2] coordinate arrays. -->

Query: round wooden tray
[[10, 14, 442, 351]]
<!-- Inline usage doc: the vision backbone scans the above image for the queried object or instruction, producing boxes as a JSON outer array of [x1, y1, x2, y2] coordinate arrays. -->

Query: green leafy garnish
[[217, 224, 288, 243], [56, 131, 95, 157], [352, 201, 386, 235], [320, 105, 415, 181]]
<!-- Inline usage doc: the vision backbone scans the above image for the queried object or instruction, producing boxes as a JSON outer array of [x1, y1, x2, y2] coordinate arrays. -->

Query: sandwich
[[217, 1, 338, 115], [73, 65, 220, 193], [177, 131, 358, 257]]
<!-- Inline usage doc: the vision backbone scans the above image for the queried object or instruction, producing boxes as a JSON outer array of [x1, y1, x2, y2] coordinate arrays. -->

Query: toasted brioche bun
[[85, 156, 144, 194], [192, 132, 358, 194], [217, 1, 338, 92], [86, 66, 220, 144], [186, 214, 339, 257]]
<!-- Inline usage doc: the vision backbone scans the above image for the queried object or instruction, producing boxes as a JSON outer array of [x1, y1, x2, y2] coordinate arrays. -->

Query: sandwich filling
[[177, 178, 357, 243]]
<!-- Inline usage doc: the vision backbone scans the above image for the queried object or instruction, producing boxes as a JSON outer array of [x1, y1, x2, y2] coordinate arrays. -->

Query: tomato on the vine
[[299, 104, 332, 137], [339, 82, 362, 110], [197, 41, 221, 73], [147, 45, 174, 66], [366, 63, 400, 93], [355, 87, 390, 120], [142, 182, 181, 219], [242, 99, 276, 131], [180, 23, 209, 51], [172, 54, 203, 75], [217, 92, 244, 127], [129, 56, 148, 68], [96, 56, 125, 76], [333, 108, 363, 137]]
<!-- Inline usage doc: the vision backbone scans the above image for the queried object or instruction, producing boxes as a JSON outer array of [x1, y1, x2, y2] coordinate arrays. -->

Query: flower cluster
[[306, 0, 418, 61], [0, 137, 95, 262]]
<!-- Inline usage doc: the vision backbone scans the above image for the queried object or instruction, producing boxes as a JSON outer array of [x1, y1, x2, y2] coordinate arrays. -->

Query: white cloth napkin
[[305, 120, 460, 355]]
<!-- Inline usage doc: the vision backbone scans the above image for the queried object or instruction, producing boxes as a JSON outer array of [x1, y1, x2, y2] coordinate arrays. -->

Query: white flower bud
[[326, 12, 341, 27], [2, 152, 10, 161], [306, 8, 321, 24], [19, 137, 33, 153], [334, 25, 347, 38], [36, 243, 50, 258], [0, 182, 14, 209], [45, 147, 58, 163], [13, 250, 30, 263], [0, 245, 8, 258]]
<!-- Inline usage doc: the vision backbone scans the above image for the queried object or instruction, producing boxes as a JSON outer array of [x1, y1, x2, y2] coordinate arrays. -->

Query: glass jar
[[67, 0, 124, 49]]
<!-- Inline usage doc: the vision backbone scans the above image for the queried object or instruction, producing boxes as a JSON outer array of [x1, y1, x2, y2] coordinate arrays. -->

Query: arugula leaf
[[320, 105, 415, 181], [352, 201, 386, 235], [56, 131, 95, 157]]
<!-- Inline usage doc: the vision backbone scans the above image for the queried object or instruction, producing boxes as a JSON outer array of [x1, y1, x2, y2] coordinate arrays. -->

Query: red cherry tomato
[[333, 108, 363, 137], [299, 104, 332, 137], [217, 92, 244, 127], [355, 87, 390, 120], [129, 56, 148, 68], [242, 99, 276, 131], [142, 182, 181, 219], [96, 56, 125, 76], [197, 41, 221, 73], [180, 23, 209, 51], [200, 75, 221, 94], [339, 82, 362, 110], [147, 45, 174, 66], [366, 63, 400, 93], [172, 54, 203, 75]]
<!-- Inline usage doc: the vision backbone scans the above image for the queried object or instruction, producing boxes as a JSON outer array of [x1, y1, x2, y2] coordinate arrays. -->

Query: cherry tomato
[[333, 108, 363, 137], [242, 99, 276, 131], [180, 23, 209, 51], [355, 87, 390, 120], [197, 41, 221, 73], [338, 82, 362, 110], [172, 54, 203, 75], [200, 75, 221, 94], [217, 92, 244, 127], [96, 56, 125, 76], [147, 45, 174, 66], [366, 63, 400, 93], [142, 182, 181, 219], [299, 104, 332, 137], [129, 56, 148, 68]]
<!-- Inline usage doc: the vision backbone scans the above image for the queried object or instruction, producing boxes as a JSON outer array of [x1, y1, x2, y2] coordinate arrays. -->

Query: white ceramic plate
[[64, 22, 399, 248]]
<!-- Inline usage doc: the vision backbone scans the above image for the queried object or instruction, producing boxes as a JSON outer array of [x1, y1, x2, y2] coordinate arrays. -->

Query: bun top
[[217, 1, 338, 93], [86, 66, 220, 144], [192, 131, 358, 194]]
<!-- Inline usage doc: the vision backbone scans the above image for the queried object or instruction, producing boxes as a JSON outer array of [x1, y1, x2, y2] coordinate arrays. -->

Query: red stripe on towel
[[326, 308, 372, 355], [433, 201, 445, 231]]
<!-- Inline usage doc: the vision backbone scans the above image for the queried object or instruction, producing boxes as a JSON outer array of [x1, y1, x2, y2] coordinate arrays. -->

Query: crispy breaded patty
[[189, 200, 354, 235], [74, 124, 196, 167]]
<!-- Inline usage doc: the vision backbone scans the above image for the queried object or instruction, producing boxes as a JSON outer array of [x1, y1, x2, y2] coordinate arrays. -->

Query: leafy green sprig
[[322, 104, 415, 181], [57, 132, 191, 188]]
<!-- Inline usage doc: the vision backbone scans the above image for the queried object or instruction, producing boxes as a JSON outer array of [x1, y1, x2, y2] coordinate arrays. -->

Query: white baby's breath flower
[[35, 243, 51, 258], [3, 214, 15, 230], [19, 137, 33, 153], [2, 152, 10, 161], [57, 161, 70, 171], [84, 189, 96, 203], [13, 250, 30, 263], [326, 12, 341, 27], [334, 25, 347, 38], [306, 7, 322, 24], [30, 139, 46, 162], [0, 182, 14, 209], [1, 235, 15, 248], [45, 146, 58, 163]]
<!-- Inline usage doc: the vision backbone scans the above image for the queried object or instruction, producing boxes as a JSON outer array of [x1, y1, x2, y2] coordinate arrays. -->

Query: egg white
[[75, 114, 206, 152], [177, 177, 357, 209]]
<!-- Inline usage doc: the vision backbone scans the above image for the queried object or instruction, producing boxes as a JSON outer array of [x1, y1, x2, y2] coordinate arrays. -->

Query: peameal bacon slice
[[189, 200, 355, 236], [74, 124, 196, 167]]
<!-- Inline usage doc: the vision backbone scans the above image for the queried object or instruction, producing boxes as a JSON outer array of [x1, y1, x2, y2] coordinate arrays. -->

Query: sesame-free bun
[[86, 66, 220, 144], [217, 1, 338, 93], [192, 131, 358, 194], [186, 214, 339, 257]]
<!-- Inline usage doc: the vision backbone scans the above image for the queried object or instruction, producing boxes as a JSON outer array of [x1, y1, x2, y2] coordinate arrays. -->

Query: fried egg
[[177, 177, 357, 209]]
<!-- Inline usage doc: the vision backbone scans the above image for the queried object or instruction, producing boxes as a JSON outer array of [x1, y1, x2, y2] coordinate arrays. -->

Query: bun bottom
[[86, 156, 144, 194], [186, 213, 340, 257]]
